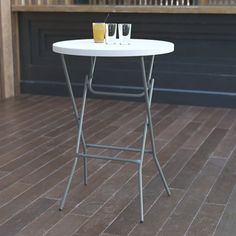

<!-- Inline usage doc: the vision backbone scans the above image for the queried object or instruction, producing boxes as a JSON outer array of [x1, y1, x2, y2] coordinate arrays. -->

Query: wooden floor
[[0, 95, 236, 236]]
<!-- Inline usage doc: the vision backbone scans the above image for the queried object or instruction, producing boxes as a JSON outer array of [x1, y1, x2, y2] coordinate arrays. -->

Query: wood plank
[[0, 181, 31, 207], [0, 98, 105, 170], [72, 175, 152, 236], [0, 96, 234, 235], [0, 96, 62, 131], [71, 162, 140, 216], [61, 134, 150, 202], [43, 134, 165, 203], [0, 136, 51, 165], [203, 108, 228, 128], [214, 185, 236, 236], [212, 121, 236, 158], [43, 214, 87, 236], [158, 115, 191, 141], [206, 147, 236, 205], [0, 170, 9, 179], [104, 149, 194, 235], [183, 107, 228, 150], [16, 201, 77, 236], [217, 109, 236, 129], [157, 158, 226, 236], [157, 122, 201, 165], [62, 126, 166, 235], [171, 128, 227, 189], [0, 198, 56, 236], [0, 124, 81, 190], [0, 95, 55, 119], [0, 158, 78, 224], [128, 189, 185, 236], [185, 203, 225, 236]]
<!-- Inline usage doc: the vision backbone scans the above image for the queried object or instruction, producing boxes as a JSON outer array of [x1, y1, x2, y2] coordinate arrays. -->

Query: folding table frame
[[59, 54, 170, 223]]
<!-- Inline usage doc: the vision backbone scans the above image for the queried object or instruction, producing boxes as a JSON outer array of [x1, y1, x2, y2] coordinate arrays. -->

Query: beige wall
[[0, 0, 15, 100]]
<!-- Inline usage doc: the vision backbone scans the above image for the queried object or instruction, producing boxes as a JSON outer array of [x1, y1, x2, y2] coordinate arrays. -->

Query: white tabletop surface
[[53, 39, 174, 57]]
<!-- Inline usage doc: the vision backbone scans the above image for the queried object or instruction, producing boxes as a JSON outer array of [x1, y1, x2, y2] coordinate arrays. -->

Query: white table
[[53, 39, 174, 223]]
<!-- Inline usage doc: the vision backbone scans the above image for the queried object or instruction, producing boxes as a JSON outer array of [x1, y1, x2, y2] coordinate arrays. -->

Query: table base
[[59, 54, 170, 223]]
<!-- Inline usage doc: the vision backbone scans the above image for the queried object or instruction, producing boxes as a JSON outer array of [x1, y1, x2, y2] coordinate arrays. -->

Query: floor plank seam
[[0, 96, 235, 236], [183, 156, 229, 236], [209, 146, 236, 236], [0, 121, 76, 170], [155, 152, 218, 235], [16, 200, 58, 235], [101, 137, 198, 235], [42, 161, 137, 235], [211, 187, 235, 236]]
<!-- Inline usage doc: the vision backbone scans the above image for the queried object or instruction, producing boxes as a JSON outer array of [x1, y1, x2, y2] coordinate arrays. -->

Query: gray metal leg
[[59, 157, 78, 210], [138, 78, 154, 223], [138, 164, 144, 223], [61, 55, 88, 186], [59, 54, 170, 222], [83, 155, 88, 186], [61, 55, 87, 153], [140, 56, 171, 197], [75, 76, 88, 187], [59, 56, 89, 210]]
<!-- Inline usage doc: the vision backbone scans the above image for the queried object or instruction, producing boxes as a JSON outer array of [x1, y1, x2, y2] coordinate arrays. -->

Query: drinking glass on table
[[105, 23, 117, 44], [118, 23, 132, 45], [92, 22, 105, 43]]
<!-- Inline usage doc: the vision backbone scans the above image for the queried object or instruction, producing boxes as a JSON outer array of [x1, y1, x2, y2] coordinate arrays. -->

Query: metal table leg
[[138, 78, 154, 223], [59, 55, 88, 210], [140, 56, 171, 197], [59, 54, 170, 223]]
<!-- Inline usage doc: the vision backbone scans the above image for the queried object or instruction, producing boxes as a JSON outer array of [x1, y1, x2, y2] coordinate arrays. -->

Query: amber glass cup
[[92, 23, 105, 43]]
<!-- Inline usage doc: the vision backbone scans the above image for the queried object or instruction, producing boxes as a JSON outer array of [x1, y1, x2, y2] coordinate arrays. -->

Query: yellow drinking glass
[[92, 23, 105, 43]]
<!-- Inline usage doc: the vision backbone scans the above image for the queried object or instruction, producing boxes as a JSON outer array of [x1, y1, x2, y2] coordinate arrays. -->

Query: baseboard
[[21, 80, 236, 108]]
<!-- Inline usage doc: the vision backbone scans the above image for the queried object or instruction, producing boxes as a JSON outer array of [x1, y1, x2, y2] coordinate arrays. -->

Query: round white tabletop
[[53, 39, 174, 57]]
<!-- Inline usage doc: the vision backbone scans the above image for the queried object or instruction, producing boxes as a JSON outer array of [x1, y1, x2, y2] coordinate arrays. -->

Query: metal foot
[[138, 165, 144, 223]]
